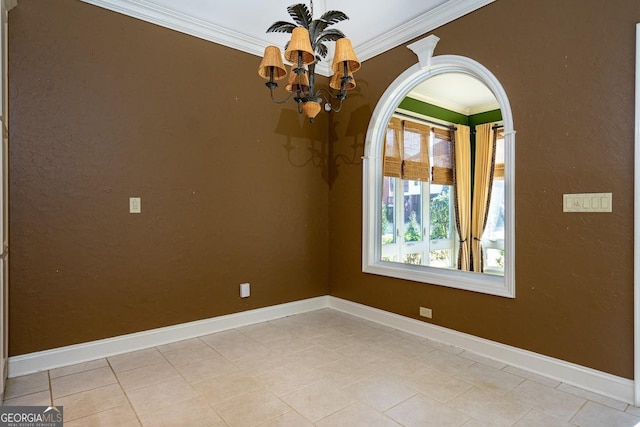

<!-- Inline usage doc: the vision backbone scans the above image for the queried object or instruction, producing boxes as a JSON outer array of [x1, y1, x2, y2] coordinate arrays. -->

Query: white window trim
[[362, 35, 516, 298]]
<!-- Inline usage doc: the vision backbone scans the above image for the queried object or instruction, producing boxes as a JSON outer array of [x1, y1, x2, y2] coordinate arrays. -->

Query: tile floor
[[2, 309, 640, 426]]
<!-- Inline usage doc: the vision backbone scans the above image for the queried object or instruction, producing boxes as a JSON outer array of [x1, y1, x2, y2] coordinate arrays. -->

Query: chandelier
[[257, 1, 361, 122]]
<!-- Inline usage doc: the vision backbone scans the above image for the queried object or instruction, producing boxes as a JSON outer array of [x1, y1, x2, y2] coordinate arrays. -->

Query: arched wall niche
[[362, 35, 516, 297]]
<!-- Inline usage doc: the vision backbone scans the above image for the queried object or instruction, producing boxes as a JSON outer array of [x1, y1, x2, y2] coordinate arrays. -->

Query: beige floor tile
[[343, 374, 417, 411], [556, 383, 628, 411], [406, 369, 474, 403], [4, 371, 49, 399], [174, 353, 236, 383], [3, 390, 51, 406], [232, 349, 294, 376], [237, 322, 290, 344], [510, 379, 586, 421], [462, 418, 488, 427], [54, 383, 128, 421], [209, 338, 270, 362], [459, 351, 508, 370], [316, 402, 400, 427], [626, 405, 640, 416], [257, 363, 326, 396], [262, 333, 315, 355], [199, 329, 253, 348], [50, 359, 109, 379], [115, 359, 180, 391], [311, 331, 357, 351], [448, 387, 531, 427], [415, 349, 476, 375], [385, 336, 437, 359], [570, 401, 640, 427], [64, 403, 141, 427], [281, 380, 357, 422], [315, 358, 378, 388], [193, 369, 265, 405], [156, 337, 207, 353], [125, 376, 198, 415], [336, 342, 388, 365], [257, 410, 314, 426], [281, 345, 341, 368], [453, 363, 525, 395], [51, 366, 117, 399], [138, 396, 222, 426], [367, 355, 432, 381], [513, 409, 574, 427], [501, 365, 562, 388], [385, 394, 470, 427], [108, 348, 166, 373], [161, 341, 220, 366], [213, 389, 291, 427]]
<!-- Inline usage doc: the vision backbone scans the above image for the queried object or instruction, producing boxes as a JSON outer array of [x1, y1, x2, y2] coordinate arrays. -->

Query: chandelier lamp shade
[[257, 2, 360, 122]]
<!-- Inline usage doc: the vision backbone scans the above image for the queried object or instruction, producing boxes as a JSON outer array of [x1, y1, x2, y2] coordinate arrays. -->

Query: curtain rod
[[393, 112, 457, 131]]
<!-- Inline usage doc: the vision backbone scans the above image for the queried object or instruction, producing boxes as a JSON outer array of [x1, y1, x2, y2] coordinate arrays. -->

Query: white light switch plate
[[129, 197, 141, 214], [563, 193, 612, 212]]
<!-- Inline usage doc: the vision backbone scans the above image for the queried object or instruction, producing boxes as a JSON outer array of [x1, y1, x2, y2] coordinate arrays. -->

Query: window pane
[[404, 252, 422, 265], [429, 249, 451, 267], [429, 185, 451, 240], [403, 180, 422, 243], [483, 180, 504, 242], [382, 177, 396, 245]]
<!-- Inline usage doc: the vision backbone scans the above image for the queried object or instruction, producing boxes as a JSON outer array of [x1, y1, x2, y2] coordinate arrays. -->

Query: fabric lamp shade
[[329, 71, 356, 90], [258, 46, 287, 80], [332, 38, 360, 73], [302, 100, 321, 119], [284, 27, 315, 65], [285, 70, 310, 92]]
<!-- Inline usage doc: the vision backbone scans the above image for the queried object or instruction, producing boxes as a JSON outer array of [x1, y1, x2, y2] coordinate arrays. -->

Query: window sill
[[363, 260, 514, 298]]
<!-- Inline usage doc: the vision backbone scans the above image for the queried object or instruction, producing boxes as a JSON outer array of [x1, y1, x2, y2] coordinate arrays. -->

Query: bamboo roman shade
[[383, 117, 402, 178], [431, 128, 453, 185], [402, 121, 430, 182], [382, 117, 432, 182]]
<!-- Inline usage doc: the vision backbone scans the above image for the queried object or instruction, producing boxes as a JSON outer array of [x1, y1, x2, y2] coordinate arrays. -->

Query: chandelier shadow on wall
[[257, 2, 361, 123]]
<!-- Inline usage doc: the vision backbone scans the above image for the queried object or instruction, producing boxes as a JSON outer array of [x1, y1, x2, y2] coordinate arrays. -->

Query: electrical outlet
[[419, 306, 432, 319], [240, 283, 250, 298]]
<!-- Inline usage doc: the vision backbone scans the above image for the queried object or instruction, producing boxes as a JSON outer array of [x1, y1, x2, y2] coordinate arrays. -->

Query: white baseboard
[[8, 295, 633, 404], [327, 296, 634, 405], [8, 296, 330, 378]]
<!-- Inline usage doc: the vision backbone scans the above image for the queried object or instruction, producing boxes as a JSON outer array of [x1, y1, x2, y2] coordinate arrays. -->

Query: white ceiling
[[80, 0, 497, 112], [81, 0, 494, 76], [409, 73, 499, 115]]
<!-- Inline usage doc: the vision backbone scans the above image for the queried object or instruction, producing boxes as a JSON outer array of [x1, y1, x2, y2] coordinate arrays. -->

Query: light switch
[[129, 197, 141, 214], [563, 193, 611, 212]]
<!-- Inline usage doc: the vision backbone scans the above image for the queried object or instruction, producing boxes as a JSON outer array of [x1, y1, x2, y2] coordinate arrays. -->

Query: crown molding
[[81, 0, 493, 77], [4, 0, 17, 11], [356, 0, 495, 62], [81, 0, 267, 56]]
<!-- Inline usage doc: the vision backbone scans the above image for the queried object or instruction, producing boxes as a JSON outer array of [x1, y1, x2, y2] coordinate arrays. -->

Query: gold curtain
[[452, 125, 471, 271], [471, 123, 496, 272]]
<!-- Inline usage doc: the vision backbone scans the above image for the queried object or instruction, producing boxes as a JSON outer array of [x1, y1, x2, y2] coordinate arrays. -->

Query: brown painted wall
[[330, 0, 639, 379], [8, 0, 329, 355], [8, 0, 639, 380]]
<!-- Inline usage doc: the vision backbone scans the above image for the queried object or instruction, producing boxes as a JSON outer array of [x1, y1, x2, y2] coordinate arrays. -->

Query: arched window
[[362, 35, 516, 298]]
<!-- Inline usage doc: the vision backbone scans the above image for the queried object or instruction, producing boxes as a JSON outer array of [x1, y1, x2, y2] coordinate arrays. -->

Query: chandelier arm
[[268, 87, 297, 104]]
